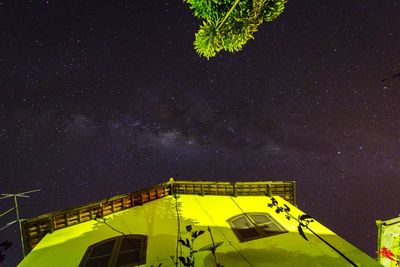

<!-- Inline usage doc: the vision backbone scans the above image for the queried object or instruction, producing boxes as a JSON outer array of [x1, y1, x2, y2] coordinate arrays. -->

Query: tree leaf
[[298, 225, 309, 241], [179, 256, 188, 266], [283, 204, 290, 212], [299, 214, 313, 221], [178, 239, 190, 248], [186, 0, 287, 58], [197, 230, 205, 237]]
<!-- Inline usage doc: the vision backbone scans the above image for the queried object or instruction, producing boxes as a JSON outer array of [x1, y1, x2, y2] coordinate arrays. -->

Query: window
[[228, 213, 287, 242], [79, 235, 147, 267]]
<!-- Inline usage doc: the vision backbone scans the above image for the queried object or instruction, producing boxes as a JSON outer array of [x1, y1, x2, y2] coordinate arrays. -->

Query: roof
[[21, 179, 296, 255]]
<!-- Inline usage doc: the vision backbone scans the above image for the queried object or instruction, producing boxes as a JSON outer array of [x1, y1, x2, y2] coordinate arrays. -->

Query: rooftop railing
[[21, 180, 295, 254]]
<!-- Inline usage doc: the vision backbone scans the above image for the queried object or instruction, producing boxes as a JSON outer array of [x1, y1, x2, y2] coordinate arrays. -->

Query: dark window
[[228, 213, 287, 242], [79, 235, 147, 267]]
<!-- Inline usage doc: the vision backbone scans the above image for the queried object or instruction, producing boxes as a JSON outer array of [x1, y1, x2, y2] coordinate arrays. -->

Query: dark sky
[[1, 0, 400, 266]]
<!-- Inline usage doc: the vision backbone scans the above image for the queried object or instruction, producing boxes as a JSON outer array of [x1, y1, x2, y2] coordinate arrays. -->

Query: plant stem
[[217, 0, 241, 30]]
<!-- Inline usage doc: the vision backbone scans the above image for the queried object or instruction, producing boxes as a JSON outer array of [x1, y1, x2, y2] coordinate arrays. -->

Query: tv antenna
[[197, 226, 224, 266], [0, 189, 41, 258]]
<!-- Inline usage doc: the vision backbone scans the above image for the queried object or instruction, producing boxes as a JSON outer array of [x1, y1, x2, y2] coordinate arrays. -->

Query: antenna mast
[[0, 189, 41, 258]]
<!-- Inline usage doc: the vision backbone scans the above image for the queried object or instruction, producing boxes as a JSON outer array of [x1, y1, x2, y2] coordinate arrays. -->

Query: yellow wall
[[377, 218, 400, 267], [19, 195, 382, 267]]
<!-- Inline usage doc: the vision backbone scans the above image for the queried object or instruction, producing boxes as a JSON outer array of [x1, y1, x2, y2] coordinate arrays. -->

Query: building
[[18, 179, 381, 266], [377, 216, 400, 267]]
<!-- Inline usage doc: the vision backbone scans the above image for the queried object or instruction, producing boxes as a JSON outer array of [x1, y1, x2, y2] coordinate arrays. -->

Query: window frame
[[79, 235, 147, 267], [228, 212, 287, 242]]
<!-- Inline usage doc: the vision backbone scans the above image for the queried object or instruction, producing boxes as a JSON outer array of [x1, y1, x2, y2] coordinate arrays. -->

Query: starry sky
[[1, 0, 400, 266]]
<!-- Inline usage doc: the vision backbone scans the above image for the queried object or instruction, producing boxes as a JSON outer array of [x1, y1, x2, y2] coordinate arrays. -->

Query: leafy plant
[[177, 226, 205, 267], [267, 197, 358, 266], [184, 0, 287, 58]]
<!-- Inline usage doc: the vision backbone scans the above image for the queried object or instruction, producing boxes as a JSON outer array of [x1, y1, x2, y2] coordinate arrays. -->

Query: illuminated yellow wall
[[19, 195, 382, 266], [377, 218, 400, 267]]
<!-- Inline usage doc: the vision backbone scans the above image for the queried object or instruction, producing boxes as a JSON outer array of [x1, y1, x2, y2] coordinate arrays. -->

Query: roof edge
[[21, 179, 296, 255]]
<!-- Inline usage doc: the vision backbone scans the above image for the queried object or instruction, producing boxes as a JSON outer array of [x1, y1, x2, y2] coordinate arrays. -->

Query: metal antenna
[[207, 226, 219, 266], [0, 189, 41, 258]]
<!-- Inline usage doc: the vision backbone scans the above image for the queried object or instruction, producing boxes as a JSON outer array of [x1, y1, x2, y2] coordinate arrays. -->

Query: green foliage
[[177, 227, 205, 267], [184, 0, 287, 59]]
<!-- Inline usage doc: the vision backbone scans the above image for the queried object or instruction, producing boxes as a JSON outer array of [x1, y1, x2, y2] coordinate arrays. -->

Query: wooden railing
[[21, 184, 171, 254], [21, 180, 295, 254], [172, 181, 295, 204]]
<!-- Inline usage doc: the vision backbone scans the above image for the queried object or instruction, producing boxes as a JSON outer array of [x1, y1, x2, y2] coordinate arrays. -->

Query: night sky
[[1, 1, 400, 266]]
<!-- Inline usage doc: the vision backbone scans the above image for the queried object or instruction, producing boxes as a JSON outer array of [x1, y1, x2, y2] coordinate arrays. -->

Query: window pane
[[80, 236, 147, 267], [232, 216, 253, 229], [229, 213, 287, 242], [259, 223, 282, 233], [91, 240, 115, 257], [120, 238, 141, 251], [116, 250, 140, 266], [86, 255, 110, 267], [232, 216, 260, 240], [250, 214, 269, 225], [238, 227, 260, 240], [251, 214, 286, 236]]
